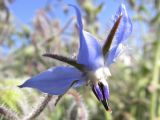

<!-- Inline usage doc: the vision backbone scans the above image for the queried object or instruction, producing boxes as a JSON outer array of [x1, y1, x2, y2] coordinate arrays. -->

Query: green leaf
[[95, 3, 104, 14]]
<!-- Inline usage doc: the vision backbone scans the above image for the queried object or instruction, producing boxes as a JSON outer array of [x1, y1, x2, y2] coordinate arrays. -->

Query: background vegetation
[[0, 0, 160, 120]]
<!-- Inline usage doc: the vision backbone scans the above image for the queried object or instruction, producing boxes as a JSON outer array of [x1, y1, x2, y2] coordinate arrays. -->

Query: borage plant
[[19, 4, 132, 112]]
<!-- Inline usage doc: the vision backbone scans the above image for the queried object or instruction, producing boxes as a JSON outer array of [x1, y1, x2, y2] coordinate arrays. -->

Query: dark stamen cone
[[98, 82, 110, 100], [98, 82, 112, 112], [94, 84, 103, 101], [101, 100, 112, 112], [92, 83, 112, 112], [92, 86, 100, 100]]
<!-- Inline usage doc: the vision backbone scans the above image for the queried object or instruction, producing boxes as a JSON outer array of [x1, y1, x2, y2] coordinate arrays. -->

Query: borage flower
[[19, 4, 132, 112]]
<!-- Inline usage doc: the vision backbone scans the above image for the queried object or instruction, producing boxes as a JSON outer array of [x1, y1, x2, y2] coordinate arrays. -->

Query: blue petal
[[69, 4, 83, 30], [114, 4, 132, 44], [106, 44, 123, 65], [105, 4, 132, 66], [70, 5, 103, 70], [19, 66, 85, 95], [78, 31, 104, 70]]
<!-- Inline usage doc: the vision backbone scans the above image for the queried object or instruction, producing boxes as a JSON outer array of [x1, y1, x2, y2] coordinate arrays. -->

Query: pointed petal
[[19, 66, 85, 95], [105, 4, 132, 66], [69, 5, 103, 70], [69, 4, 83, 30], [78, 31, 104, 70], [114, 4, 132, 44], [106, 43, 123, 65]]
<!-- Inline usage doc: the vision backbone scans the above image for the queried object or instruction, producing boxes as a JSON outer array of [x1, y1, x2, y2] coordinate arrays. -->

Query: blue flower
[[19, 4, 132, 112]]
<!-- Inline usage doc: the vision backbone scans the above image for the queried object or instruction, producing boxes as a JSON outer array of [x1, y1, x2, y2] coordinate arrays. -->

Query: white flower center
[[87, 67, 111, 84]]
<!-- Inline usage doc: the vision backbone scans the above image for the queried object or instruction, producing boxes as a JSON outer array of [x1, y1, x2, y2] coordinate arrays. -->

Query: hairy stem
[[23, 94, 53, 120], [68, 90, 88, 120], [0, 106, 19, 120]]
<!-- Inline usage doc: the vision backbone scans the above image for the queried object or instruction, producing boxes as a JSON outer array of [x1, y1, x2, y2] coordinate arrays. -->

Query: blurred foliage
[[0, 0, 160, 120]]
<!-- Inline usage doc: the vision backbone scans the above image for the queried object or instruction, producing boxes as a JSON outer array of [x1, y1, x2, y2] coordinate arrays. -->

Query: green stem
[[150, 37, 160, 120], [105, 111, 112, 120]]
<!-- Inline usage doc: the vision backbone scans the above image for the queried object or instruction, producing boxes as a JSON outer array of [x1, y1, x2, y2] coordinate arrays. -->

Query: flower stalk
[[150, 31, 160, 120], [23, 94, 53, 120], [0, 106, 19, 120]]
